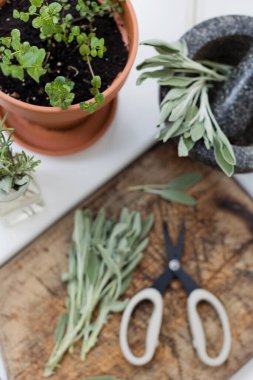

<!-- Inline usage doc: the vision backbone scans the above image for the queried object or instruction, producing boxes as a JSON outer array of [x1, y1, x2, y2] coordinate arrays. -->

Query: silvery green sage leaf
[[140, 39, 182, 54], [159, 76, 197, 87], [213, 137, 234, 177], [137, 69, 172, 85], [160, 188, 197, 205], [190, 121, 205, 142], [167, 171, 202, 190], [129, 172, 202, 206], [162, 117, 184, 141], [178, 136, 189, 157]]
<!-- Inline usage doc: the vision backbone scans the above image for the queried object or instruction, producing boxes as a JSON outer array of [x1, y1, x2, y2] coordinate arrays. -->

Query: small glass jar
[[0, 177, 44, 225]]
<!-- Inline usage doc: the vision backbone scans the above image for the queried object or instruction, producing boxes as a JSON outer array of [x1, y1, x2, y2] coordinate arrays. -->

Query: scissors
[[120, 222, 232, 367]]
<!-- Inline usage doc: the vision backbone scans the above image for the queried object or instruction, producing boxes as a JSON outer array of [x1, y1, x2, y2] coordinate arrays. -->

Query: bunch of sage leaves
[[45, 208, 154, 377], [137, 39, 236, 177], [129, 172, 202, 206]]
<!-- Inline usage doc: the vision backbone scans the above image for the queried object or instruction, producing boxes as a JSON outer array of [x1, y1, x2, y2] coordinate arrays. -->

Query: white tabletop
[[0, 0, 253, 379]]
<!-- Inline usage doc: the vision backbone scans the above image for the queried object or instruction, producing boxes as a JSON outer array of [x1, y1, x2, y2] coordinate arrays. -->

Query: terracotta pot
[[0, 0, 138, 155]]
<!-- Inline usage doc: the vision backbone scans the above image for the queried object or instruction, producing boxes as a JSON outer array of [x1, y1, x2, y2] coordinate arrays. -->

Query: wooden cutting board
[[0, 144, 253, 380]]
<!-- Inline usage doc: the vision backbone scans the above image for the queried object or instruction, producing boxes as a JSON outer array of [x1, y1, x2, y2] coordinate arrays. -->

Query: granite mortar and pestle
[[161, 15, 253, 173]]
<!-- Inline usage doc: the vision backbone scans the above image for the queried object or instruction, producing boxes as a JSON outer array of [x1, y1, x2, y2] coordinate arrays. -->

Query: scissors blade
[[175, 224, 185, 260], [163, 222, 185, 260], [174, 267, 199, 294], [162, 222, 176, 258], [152, 268, 174, 294]]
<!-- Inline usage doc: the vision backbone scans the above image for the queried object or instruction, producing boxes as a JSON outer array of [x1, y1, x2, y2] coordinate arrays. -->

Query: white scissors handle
[[120, 288, 163, 366], [187, 288, 232, 366]]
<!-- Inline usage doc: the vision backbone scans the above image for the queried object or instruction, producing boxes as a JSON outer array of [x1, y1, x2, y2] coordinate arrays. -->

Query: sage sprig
[[137, 39, 236, 177], [129, 172, 202, 206], [45, 208, 154, 377]]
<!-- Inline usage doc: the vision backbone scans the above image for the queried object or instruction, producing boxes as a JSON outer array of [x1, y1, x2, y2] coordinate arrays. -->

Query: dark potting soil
[[0, 0, 129, 106]]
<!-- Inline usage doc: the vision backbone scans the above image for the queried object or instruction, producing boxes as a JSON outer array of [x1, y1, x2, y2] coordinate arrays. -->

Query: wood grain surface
[[0, 144, 253, 380]]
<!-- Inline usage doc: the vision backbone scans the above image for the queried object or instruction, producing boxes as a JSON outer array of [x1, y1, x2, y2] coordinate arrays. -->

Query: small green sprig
[[129, 172, 202, 206], [76, 0, 124, 22], [45, 208, 154, 377], [45, 76, 75, 109], [0, 114, 40, 195], [0, 29, 46, 82], [76, 0, 105, 22], [13, 1, 66, 41], [58, 0, 71, 11], [80, 74, 104, 112], [14, 1, 84, 45], [78, 33, 106, 111], [78, 33, 107, 60], [137, 39, 236, 177], [102, 0, 125, 14]]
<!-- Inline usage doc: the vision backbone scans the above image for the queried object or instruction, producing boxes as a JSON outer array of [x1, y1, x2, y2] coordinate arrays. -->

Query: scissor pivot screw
[[169, 259, 180, 271]]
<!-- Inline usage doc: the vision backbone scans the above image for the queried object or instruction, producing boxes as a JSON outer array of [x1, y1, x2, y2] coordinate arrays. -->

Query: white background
[[0, 0, 253, 379]]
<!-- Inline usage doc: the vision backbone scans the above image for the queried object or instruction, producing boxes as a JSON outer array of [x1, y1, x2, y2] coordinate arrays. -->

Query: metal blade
[[174, 267, 199, 294], [175, 224, 185, 260], [152, 268, 174, 294], [163, 221, 185, 260], [162, 221, 177, 259]]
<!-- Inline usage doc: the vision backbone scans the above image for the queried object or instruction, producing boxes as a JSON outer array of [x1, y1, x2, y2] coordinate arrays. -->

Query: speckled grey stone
[[162, 15, 253, 173], [212, 45, 253, 140]]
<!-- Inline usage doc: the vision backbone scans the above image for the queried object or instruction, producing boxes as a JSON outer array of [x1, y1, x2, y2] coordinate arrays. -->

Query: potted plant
[[0, 113, 40, 203], [0, 0, 138, 155]]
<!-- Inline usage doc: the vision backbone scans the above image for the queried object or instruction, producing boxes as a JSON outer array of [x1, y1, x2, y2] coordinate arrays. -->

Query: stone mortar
[[161, 15, 253, 173]]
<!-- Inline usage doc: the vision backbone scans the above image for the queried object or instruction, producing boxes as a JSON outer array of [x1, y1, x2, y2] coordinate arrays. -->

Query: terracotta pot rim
[[9, 97, 118, 155], [0, 0, 138, 114]]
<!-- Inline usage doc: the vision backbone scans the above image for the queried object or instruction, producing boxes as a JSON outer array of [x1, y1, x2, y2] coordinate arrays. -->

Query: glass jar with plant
[[0, 0, 138, 155], [0, 113, 43, 224]]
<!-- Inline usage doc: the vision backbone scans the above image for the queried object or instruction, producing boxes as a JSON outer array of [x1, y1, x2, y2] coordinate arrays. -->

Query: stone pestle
[[212, 45, 253, 141]]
